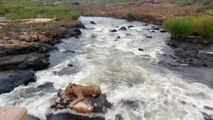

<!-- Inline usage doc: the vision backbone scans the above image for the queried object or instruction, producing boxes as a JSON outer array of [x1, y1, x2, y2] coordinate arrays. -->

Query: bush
[[163, 17, 193, 39], [164, 16, 213, 39], [126, 11, 134, 21], [194, 16, 213, 38]]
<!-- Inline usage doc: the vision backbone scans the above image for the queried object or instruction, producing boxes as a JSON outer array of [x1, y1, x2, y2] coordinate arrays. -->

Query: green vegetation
[[126, 11, 134, 21], [0, 0, 80, 20], [163, 16, 213, 39], [45, 0, 138, 2], [197, 3, 213, 14]]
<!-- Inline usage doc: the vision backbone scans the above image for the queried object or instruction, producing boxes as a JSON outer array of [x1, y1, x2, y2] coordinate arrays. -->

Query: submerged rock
[[138, 48, 144, 51], [128, 25, 134, 28], [146, 36, 153, 38], [109, 29, 117, 32], [90, 21, 96, 25], [119, 26, 127, 30], [0, 70, 36, 94], [47, 113, 104, 120]]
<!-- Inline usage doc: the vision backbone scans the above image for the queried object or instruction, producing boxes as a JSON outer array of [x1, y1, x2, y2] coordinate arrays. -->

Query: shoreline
[[0, 18, 85, 94]]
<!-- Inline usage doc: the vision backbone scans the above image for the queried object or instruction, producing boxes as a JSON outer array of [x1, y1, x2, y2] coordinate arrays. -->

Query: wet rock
[[109, 29, 117, 32], [47, 113, 104, 120], [73, 23, 85, 29], [128, 25, 134, 28], [121, 100, 139, 110], [51, 90, 112, 114], [73, 29, 82, 35], [151, 26, 159, 30], [0, 53, 50, 71], [160, 29, 167, 33], [29, 115, 41, 120], [67, 64, 73, 67], [90, 21, 96, 25], [204, 106, 213, 111], [89, 94, 112, 113], [203, 112, 213, 120], [0, 43, 55, 57], [138, 48, 144, 51], [0, 70, 36, 94], [119, 26, 127, 30], [116, 114, 124, 120], [146, 36, 152, 38], [142, 23, 148, 26], [62, 50, 76, 53]]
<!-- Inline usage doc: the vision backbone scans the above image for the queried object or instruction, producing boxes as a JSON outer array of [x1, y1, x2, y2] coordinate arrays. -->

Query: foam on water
[[0, 16, 213, 120]]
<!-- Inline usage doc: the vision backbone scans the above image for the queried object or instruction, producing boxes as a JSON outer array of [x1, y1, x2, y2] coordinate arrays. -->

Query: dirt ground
[[67, 2, 202, 24]]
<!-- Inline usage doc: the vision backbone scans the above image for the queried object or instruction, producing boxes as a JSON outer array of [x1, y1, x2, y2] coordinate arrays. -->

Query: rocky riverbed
[[0, 19, 84, 94]]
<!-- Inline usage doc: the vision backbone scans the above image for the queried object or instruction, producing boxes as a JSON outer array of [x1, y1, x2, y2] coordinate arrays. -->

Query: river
[[0, 16, 213, 120]]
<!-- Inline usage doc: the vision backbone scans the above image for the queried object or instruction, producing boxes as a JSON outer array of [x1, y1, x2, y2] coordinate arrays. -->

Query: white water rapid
[[0, 16, 213, 120]]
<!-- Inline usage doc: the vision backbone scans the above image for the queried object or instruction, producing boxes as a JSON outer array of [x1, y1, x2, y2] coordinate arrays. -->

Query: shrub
[[194, 16, 213, 38], [164, 16, 213, 39], [163, 17, 193, 39], [126, 11, 134, 21]]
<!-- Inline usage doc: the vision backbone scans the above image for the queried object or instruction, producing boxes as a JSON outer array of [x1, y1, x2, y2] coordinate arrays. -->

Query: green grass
[[0, 0, 80, 20], [163, 17, 193, 39], [45, 0, 139, 3], [163, 16, 213, 39], [126, 11, 134, 21]]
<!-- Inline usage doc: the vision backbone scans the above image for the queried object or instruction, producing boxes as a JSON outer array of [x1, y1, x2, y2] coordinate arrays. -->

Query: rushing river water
[[1, 16, 213, 120]]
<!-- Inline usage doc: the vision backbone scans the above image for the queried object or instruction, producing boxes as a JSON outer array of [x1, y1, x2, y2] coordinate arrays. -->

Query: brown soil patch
[[68, 2, 202, 24]]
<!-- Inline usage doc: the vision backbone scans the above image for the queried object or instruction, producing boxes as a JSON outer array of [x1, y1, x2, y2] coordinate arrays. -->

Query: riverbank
[[67, 2, 202, 25], [0, 18, 84, 94], [68, 2, 213, 68]]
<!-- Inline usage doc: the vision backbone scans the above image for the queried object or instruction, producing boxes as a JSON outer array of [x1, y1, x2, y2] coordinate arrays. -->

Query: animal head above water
[[65, 83, 77, 94]]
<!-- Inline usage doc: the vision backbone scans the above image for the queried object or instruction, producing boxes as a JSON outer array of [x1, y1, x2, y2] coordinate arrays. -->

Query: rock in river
[[119, 26, 127, 30], [0, 53, 50, 71], [0, 70, 36, 94], [47, 113, 104, 120]]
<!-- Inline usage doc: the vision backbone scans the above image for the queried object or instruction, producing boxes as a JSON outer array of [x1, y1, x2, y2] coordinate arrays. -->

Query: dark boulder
[[73, 23, 85, 29], [88, 94, 112, 113], [160, 29, 167, 33], [29, 115, 41, 120], [0, 70, 36, 94], [0, 43, 55, 57], [90, 21, 96, 25], [73, 29, 82, 35], [67, 64, 73, 67], [0, 53, 50, 71], [146, 36, 153, 38], [138, 48, 144, 51], [128, 25, 134, 28], [109, 29, 117, 32], [47, 113, 104, 120], [151, 26, 159, 30], [119, 26, 127, 30]]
